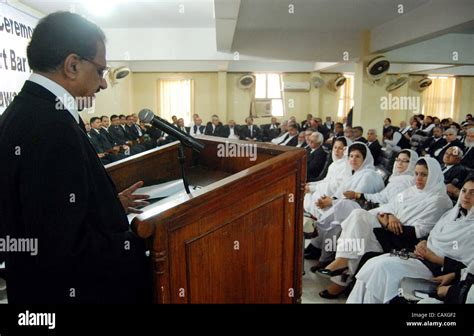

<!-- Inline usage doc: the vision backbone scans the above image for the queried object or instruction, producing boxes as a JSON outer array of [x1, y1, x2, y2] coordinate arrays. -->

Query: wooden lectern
[[106, 135, 306, 303]]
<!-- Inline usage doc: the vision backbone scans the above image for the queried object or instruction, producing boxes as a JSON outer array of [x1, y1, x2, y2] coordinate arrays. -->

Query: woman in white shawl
[[347, 176, 474, 303], [303, 137, 352, 215], [318, 157, 453, 298], [342, 149, 418, 206], [306, 143, 385, 268]]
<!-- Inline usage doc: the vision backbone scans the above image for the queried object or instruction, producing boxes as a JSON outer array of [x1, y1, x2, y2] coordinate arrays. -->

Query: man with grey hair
[[307, 132, 327, 182], [434, 128, 465, 164], [367, 128, 382, 165], [442, 146, 468, 201], [296, 131, 307, 148], [461, 128, 474, 169]]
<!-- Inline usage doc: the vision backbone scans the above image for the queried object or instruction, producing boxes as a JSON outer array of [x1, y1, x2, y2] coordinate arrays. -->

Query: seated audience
[[305, 143, 385, 268], [318, 157, 452, 298], [348, 176, 473, 303]]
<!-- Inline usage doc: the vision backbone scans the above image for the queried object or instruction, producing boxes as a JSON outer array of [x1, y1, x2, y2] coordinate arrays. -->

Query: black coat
[[239, 125, 261, 141], [204, 123, 224, 137], [443, 164, 469, 189], [368, 140, 382, 166], [435, 140, 465, 164], [307, 147, 327, 182], [461, 146, 474, 169], [425, 137, 447, 157], [0, 81, 149, 303]]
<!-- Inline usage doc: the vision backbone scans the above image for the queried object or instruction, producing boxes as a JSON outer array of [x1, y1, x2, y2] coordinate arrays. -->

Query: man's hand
[[119, 181, 150, 214]]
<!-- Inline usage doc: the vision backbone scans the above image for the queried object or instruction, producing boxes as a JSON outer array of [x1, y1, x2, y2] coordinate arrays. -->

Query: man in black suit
[[89, 117, 124, 164], [324, 116, 334, 132], [221, 120, 240, 139], [109, 115, 144, 154], [353, 126, 367, 143], [307, 132, 327, 182], [424, 126, 447, 157], [460, 127, 474, 169], [240, 116, 261, 141], [324, 122, 344, 150], [442, 146, 469, 201], [0, 12, 150, 303], [434, 128, 465, 164], [187, 117, 205, 136], [205, 114, 224, 137], [301, 114, 313, 131], [277, 123, 299, 146], [367, 128, 382, 166], [261, 117, 280, 141]]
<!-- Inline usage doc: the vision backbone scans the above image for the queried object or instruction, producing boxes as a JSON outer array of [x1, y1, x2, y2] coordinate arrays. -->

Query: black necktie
[[194, 125, 197, 133]]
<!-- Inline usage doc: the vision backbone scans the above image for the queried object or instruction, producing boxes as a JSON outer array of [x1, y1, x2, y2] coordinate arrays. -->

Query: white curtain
[[421, 77, 456, 119], [159, 79, 194, 124]]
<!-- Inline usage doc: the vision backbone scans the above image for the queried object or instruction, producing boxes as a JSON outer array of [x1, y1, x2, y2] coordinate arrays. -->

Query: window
[[421, 76, 456, 119], [255, 73, 283, 116], [159, 79, 194, 124], [337, 74, 354, 118]]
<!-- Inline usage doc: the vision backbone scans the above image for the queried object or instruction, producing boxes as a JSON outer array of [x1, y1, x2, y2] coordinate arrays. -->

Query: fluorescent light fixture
[[82, 0, 128, 17]]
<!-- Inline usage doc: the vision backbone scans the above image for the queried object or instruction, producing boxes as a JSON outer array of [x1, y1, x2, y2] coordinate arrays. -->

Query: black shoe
[[319, 289, 345, 299], [309, 261, 330, 273], [317, 267, 348, 278], [304, 244, 321, 260]]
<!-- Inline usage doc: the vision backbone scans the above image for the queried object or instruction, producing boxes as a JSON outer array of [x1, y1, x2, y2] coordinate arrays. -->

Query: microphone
[[138, 109, 204, 152]]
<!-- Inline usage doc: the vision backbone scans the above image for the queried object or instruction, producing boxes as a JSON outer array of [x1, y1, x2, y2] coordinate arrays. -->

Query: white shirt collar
[[28, 73, 79, 124]]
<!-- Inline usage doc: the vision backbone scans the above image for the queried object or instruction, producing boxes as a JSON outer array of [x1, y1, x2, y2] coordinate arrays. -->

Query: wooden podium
[[106, 135, 306, 303]]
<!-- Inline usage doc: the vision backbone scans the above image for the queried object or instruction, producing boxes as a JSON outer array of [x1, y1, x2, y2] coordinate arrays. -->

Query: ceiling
[[21, 0, 216, 28], [13, 0, 474, 75]]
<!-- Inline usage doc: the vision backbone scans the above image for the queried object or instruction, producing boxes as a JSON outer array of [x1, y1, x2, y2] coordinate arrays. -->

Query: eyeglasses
[[79, 56, 110, 79], [390, 249, 417, 260], [394, 158, 410, 163]]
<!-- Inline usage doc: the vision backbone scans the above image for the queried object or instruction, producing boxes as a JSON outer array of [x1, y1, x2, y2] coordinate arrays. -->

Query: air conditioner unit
[[253, 99, 272, 117], [283, 81, 310, 92]]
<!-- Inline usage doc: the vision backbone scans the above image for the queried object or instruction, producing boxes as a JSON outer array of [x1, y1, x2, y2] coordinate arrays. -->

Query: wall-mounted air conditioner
[[283, 81, 310, 92]]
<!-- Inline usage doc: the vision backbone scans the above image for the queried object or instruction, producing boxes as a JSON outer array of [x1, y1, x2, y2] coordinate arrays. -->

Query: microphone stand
[[177, 142, 191, 194]]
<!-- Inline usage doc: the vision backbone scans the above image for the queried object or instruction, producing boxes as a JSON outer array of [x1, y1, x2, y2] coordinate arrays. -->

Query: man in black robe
[[0, 12, 151, 303]]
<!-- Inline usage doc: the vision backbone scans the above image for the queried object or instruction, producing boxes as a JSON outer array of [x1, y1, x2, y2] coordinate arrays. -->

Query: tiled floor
[[301, 240, 346, 304]]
